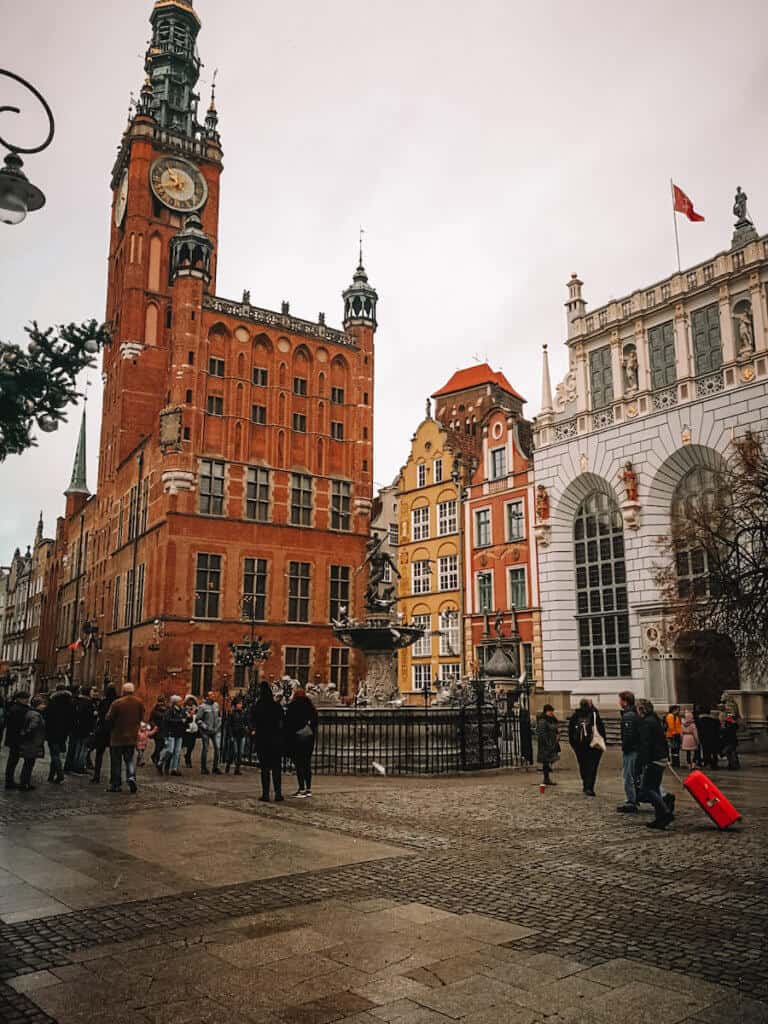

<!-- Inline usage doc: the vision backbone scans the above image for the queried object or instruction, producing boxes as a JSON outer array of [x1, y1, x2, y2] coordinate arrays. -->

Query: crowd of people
[[1, 680, 319, 799], [536, 692, 742, 831]]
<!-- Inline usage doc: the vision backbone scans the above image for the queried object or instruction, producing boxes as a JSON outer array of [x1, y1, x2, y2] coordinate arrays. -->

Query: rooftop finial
[[209, 67, 218, 112], [359, 225, 365, 269], [540, 343, 553, 414]]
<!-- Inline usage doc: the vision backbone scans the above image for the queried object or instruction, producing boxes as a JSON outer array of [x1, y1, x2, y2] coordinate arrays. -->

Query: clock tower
[[99, 0, 222, 483]]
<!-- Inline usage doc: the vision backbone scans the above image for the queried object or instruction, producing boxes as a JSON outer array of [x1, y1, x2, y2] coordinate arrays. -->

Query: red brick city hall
[[41, 0, 376, 701]]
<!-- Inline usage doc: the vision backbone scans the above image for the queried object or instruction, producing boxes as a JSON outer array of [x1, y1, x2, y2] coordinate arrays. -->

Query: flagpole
[[670, 178, 681, 273]]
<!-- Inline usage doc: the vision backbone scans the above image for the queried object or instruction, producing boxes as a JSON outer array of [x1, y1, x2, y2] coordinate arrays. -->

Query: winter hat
[[170, 694, 182, 704]]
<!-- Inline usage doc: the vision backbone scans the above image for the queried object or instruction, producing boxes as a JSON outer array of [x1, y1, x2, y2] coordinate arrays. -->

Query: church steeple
[[65, 410, 90, 516], [145, 0, 202, 139], [342, 258, 378, 329]]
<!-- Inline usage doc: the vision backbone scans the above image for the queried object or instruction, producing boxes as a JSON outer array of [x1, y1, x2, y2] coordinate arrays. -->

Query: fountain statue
[[332, 529, 425, 703]]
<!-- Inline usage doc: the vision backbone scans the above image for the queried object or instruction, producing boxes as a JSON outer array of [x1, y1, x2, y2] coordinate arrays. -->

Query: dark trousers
[[92, 743, 108, 781], [293, 740, 314, 791], [152, 736, 164, 763], [258, 750, 282, 797], [183, 734, 197, 766], [48, 741, 66, 782], [5, 747, 20, 787], [575, 747, 602, 793], [639, 763, 668, 821], [109, 745, 136, 789], [702, 747, 719, 770], [19, 758, 36, 788]]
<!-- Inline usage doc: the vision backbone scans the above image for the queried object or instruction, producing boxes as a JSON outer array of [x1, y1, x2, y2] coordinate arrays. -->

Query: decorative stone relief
[[161, 469, 195, 494], [535, 484, 550, 522], [555, 366, 577, 410], [119, 341, 144, 360], [534, 522, 551, 548], [579, 453, 588, 472], [159, 406, 183, 452], [621, 343, 639, 394], [733, 299, 755, 358]]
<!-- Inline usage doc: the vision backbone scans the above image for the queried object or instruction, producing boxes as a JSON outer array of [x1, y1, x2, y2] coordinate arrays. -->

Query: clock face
[[114, 170, 128, 227], [150, 156, 208, 212]]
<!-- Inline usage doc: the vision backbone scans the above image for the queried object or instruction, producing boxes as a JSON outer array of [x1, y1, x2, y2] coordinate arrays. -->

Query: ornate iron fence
[[227, 703, 532, 776]]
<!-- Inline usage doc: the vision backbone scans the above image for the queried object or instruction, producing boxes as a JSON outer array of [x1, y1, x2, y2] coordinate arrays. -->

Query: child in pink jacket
[[681, 711, 699, 770], [136, 722, 156, 768]]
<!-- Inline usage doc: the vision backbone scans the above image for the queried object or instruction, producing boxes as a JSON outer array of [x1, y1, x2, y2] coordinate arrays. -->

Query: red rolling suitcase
[[682, 769, 742, 830]]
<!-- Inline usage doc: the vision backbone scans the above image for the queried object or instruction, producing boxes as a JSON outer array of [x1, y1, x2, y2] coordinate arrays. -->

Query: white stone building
[[533, 198, 768, 712]]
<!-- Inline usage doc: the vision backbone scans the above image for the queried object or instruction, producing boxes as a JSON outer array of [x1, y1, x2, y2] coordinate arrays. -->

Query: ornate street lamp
[[0, 70, 55, 225]]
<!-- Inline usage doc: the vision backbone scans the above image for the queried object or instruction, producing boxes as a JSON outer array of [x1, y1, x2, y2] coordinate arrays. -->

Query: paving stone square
[[0, 747, 766, 1024]]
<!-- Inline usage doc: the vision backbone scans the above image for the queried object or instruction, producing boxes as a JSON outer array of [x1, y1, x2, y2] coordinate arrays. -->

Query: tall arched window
[[574, 492, 630, 678], [672, 467, 723, 598]]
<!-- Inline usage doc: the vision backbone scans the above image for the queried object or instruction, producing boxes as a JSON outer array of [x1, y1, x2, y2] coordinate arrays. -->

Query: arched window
[[672, 467, 724, 598], [574, 492, 630, 678]]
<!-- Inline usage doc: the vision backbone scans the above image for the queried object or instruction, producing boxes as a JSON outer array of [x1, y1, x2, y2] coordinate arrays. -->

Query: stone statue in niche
[[535, 484, 550, 522], [622, 461, 639, 503], [555, 367, 577, 410], [622, 345, 639, 393], [735, 308, 755, 356]]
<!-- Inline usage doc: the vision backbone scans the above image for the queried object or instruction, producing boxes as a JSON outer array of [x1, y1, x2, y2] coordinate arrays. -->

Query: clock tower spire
[[145, 0, 202, 139]]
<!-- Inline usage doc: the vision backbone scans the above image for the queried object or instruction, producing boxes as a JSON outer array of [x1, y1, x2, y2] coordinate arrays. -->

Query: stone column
[[633, 322, 649, 395], [611, 333, 624, 401], [575, 344, 589, 414], [674, 304, 691, 379], [718, 286, 736, 364], [749, 274, 767, 354]]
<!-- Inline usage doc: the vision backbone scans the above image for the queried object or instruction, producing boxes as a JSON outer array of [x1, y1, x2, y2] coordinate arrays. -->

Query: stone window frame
[[242, 557, 268, 622], [330, 480, 351, 531], [284, 645, 311, 684], [191, 643, 216, 697], [412, 505, 430, 541], [290, 473, 313, 527], [287, 561, 311, 623], [194, 553, 222, 620], [245, 466, 270, 523], [199, 459, 225, 516], [329, 564, 351, 620]]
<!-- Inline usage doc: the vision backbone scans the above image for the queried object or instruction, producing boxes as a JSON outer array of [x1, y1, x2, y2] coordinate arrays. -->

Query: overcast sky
[[2, 0, 768, 558]]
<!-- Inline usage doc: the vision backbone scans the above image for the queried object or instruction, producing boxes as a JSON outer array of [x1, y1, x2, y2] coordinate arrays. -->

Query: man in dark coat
[[105, 683, 144, 793], [535, 704, 559, 786], [65, 686, 96, 774], [697, 707, 721, 771], [617, 690, 640, 813], [42, 685, 74, 784], [17, 696, 46, 791], [149, 695, 167, 765], [4, 691, 31, 790], [249, 682, 284, 800], [636, 699, 673, 830]]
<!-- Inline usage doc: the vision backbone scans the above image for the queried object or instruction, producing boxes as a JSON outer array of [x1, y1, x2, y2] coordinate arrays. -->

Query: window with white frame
[[490, 447, 507, 479], [439, 610, 460, 656], [508, 566, 527, 609], [388, 523, 399, 546], [475, 508, 491, 547], [439, 663, 461, 682], [438, 554, 458, 591], [412, 663, 432, 690], [412, 506, 429, 541], [477, 571, 493, 612], [412, 560, 432, 594], [382, 561, 393, 584], [433, 458, 443, 483], [417, 463, 427, 487], [412, 614, 431, 657], [438, 499, 457, 536], [505, 500, 524, 541]]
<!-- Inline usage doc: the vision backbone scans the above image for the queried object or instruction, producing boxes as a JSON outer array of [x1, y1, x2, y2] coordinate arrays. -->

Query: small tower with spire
[[65, 410, 90, 517], [565, 273, 587, 338], [204, 72, 220, 142], [343, 232, 378, 330], [145, 0, 202, 139], [535, 344, 555, 447]]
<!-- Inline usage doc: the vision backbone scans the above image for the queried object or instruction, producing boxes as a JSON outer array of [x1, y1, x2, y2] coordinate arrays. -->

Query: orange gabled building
[[46, 0, 376, 700], [433, 368, 542, 688]]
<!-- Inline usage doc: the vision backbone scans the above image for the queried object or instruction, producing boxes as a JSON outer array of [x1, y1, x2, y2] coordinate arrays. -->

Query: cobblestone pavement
[[0, 748, 767, 1023]]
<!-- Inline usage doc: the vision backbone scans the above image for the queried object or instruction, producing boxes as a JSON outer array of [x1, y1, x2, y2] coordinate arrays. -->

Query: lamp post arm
[[0, 70, 55, 155]]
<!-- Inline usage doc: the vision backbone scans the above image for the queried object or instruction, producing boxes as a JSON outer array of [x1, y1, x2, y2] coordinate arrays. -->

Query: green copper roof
[[64, 410, 89, 497]]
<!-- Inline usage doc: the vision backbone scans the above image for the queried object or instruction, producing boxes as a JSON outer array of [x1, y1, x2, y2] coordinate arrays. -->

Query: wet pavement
[[1, 747, 767, 1024]]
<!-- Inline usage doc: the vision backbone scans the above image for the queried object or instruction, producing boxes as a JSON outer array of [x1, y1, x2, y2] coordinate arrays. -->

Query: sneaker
[[297, 791, 308, 799], [212, 768, 222, 775], [201, 768, 210, 775], [304, 790, 312, 798], [646, 814, 673, 830], [294, 789, 305, 797], [127, 778, 137, 794], [544, 780, 557, 786], [584, 789, 596, 797], [258, 795, 270, 802], [616, 803, 639, 813], [663, 793, 676, 815], [274, 795, 284, 802], [107, 786, 122, 793]]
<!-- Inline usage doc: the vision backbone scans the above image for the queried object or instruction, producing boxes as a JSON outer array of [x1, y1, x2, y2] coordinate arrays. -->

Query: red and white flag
[[672, 183, 705, 222]]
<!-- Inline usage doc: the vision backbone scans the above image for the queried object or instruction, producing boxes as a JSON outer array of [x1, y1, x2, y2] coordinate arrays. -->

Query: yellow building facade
[[395, 415, 465, 702]]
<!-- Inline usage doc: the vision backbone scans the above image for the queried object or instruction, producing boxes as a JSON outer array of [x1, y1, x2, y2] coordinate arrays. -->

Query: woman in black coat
[[568, 698, 607, 797], [248, 682, 284, 801], [90, 684, 118, 784], [285, 687, 318, 798]]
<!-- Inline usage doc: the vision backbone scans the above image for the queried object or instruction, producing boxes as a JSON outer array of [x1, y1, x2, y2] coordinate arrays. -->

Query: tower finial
[[359, 226, 365, 268], [65, 409, 90, 498], [540, 343, 553, 414]]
